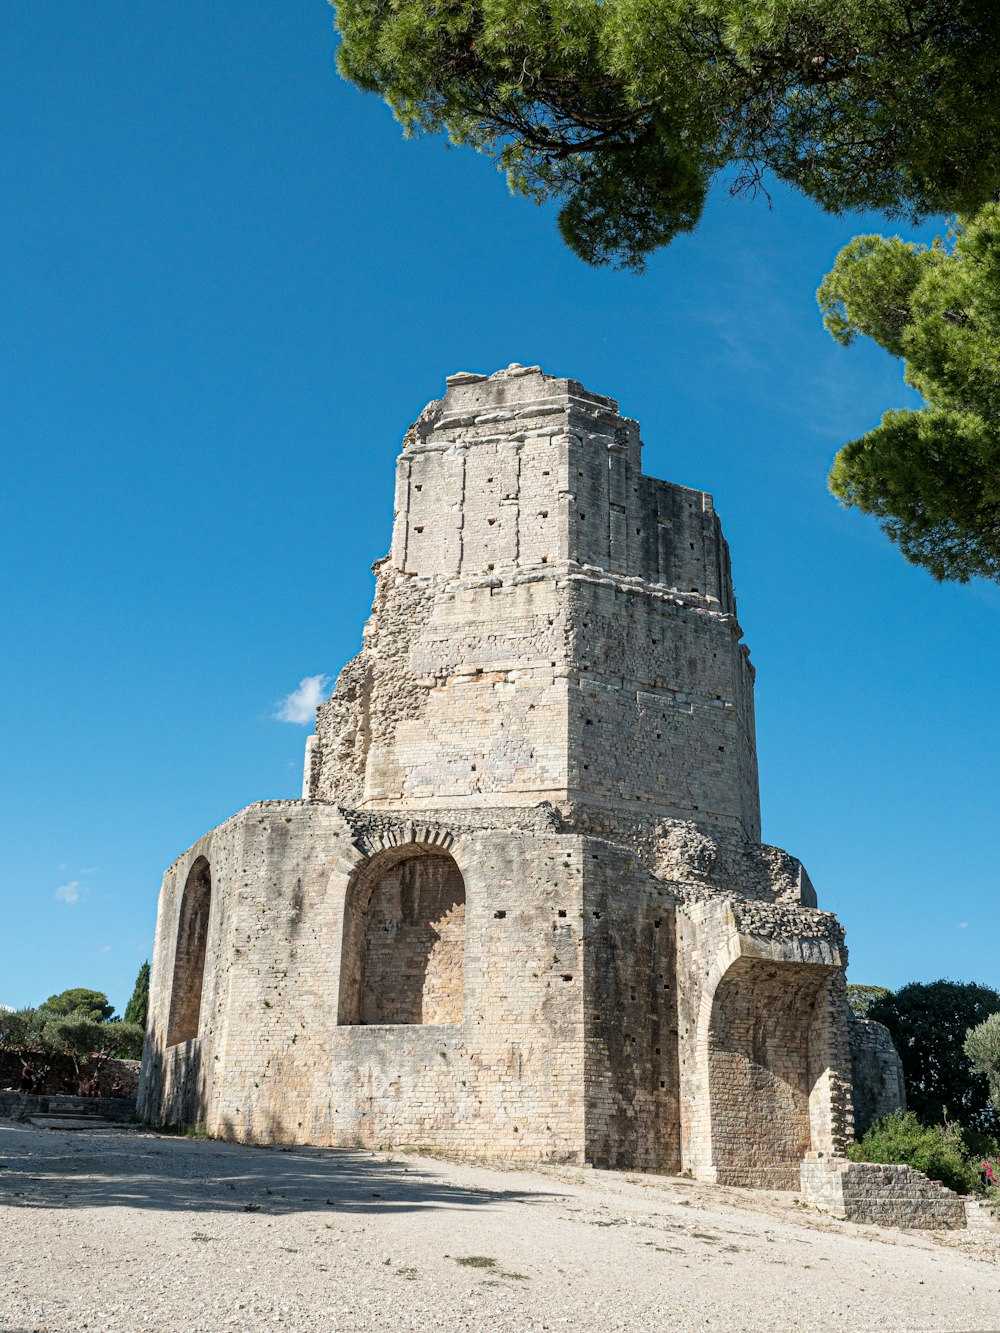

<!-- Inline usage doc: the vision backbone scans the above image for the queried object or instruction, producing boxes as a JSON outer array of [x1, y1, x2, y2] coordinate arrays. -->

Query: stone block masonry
[[139, 364, 905, 1197], [800, 1155, 995, 1230]]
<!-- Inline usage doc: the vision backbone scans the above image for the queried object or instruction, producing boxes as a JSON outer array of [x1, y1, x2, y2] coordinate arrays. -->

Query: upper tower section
[[390, 364, 736, 612], [309, 366, 759, 842]]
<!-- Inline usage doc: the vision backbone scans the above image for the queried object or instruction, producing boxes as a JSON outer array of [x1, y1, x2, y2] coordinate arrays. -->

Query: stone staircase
[[27, 1107, 117, 1132], [801, 1153, 999, 1230], [0, 1091, 136, 1127]]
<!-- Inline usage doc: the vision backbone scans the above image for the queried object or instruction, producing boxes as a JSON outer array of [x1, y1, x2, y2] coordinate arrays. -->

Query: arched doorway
[[166, 856, 212, 1046], [707, 956, 833, 1185], [339, 847, 466, 1025]]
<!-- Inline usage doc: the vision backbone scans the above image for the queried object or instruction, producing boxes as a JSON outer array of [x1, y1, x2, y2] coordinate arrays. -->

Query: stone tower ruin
[[139, 364, 893, 1186]]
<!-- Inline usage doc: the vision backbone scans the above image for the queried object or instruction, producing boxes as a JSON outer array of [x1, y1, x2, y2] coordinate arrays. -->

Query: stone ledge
[[799, 1154, 993, 1230]]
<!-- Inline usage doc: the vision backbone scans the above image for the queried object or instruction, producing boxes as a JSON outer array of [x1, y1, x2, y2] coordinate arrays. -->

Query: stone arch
[[166, 856, 213, 1046], [706, 954, 835, 1187], [338, 842, 466, 1026]]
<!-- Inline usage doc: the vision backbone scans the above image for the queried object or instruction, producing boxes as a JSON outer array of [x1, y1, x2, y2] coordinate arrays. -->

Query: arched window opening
[[166, 856, 212, 1046], [339, 849, 466, 1025]]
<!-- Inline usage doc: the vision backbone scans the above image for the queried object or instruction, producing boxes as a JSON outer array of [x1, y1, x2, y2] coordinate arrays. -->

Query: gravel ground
[[1, 1122, 999, 1333]]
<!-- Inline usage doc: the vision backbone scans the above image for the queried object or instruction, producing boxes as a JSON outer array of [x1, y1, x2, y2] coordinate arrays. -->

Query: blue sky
[[2, 2, 997, 1014]]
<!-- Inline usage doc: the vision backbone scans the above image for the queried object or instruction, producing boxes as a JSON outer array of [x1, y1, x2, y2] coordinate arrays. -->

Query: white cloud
[[55, 880, 81, 905], [959, 921, 970, 929], [99, 944, 112, 953], [273, 674, 331, 725]]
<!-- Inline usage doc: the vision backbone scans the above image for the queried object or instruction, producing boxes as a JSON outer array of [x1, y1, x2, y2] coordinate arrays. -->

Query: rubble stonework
[[139, 366, 897, 1188]]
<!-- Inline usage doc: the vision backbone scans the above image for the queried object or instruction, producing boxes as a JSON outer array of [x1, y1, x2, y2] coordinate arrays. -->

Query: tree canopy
[[965, 1012, 1000, 1120], [0, 1006, 45, 1052], [333, 0, 1000, 269], [869, 979, 1000, 1132], [846, 983, 892, 1019], [818, 206, 1000, 582], [39, 988, 115, 1023], [0, 1002, 143, 1070]]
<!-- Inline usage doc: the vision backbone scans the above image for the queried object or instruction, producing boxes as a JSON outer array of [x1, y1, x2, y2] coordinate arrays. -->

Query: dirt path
[[1, 1122, 998, 1332]]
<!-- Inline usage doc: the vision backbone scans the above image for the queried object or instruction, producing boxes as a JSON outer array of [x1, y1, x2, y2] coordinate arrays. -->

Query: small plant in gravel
[[454, 1255, 496, 1268]]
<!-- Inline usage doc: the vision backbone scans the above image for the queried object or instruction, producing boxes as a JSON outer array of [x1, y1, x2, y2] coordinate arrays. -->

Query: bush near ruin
[[848, 1110, 979, 1195]]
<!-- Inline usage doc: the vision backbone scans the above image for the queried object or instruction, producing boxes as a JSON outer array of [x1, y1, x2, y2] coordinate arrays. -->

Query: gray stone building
[[139, 364, 897, 1187]]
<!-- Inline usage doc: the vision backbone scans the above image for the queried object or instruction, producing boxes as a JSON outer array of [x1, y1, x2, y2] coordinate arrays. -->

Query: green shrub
[[958, 1124, 1000, 1163], [102, 1020, 144, 1060], [848, 1110, 977, 1194], [0, 1007, 45, 1052]]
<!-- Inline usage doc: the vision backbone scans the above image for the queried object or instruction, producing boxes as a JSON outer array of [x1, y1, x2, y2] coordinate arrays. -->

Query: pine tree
[[333, 0, 1000, 271], [819, 208, 1000, 582]]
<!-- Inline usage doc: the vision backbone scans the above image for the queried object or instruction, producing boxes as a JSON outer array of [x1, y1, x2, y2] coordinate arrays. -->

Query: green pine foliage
[[332, 0, 1000, 270], [333, 0, 1000, 580], [38, 988, 114, 1022], [1, 988, 144, 1069], [819, 207, 1000, 582]]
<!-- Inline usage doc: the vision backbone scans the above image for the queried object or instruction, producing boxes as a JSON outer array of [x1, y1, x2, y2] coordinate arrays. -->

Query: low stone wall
[[0, 1092, 137, 1123], [800, 1154, 975, 1229], [848, 1012, 905, 1135]]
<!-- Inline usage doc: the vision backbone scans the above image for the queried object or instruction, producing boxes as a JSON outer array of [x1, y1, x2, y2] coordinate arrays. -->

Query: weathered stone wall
[[140, 804, 592, 1160], [141, 365, 861, 1188], [582, 838, 681, 1173], [139, 792, 851, 1177], [166, 856, 212, 1046], [848, 1011, 907, 1135], [310, 365, 759, 839]]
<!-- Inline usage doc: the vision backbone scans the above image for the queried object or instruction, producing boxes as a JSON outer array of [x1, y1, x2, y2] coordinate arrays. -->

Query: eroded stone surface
[[139, 367, 898, 1192]]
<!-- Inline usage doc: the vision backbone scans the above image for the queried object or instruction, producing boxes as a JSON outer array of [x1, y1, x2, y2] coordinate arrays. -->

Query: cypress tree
[[124, 961, 150, 1029]]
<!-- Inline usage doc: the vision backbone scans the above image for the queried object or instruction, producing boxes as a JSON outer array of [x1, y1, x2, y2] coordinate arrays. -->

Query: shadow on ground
[[0, 1123, 561, 1217]]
